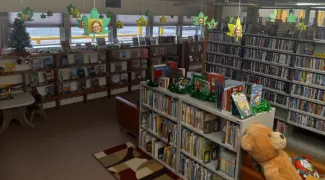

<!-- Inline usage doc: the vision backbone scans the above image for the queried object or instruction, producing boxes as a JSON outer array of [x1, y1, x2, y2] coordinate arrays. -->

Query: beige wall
[[0, 0, 199, 16]]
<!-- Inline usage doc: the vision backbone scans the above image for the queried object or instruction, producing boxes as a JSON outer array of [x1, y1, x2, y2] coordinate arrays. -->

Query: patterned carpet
[[93, 142, 181, 180]]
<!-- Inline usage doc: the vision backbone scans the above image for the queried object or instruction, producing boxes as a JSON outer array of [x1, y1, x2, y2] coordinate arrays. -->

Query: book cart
[[205, 30, 325, 159], [139, 82, 275, 180]]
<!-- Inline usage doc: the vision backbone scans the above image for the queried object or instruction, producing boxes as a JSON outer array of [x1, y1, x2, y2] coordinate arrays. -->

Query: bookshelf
[[204, 30, 325, 160], [139, 82, 275, 180], [182, 41, 204, 73]]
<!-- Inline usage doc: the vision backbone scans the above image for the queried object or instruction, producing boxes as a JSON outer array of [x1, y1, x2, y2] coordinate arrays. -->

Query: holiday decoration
[[47, 11, 53, 17], [269, 9, 277, 22], [8, 18, 32, 52], [227, 17, 242, 41], [66, 4, 76, 15], [72, 8, 81, 18], [194, 11, 208, 25], [159, 16, 168, 24], [77, 8, 111, 35], [99, 14, 104, 19], [251, 99, 272, 114], [207, 18, 218, 29], [298, 22, 307, 31], [116, 20, 124, 29], [40, 13, 46, 19], [136, 16, 147, 26], [287, 11, 298, 23], [144, 10, 150, 16], [170, 15, 174, 18], [17, 7, 34, 22]]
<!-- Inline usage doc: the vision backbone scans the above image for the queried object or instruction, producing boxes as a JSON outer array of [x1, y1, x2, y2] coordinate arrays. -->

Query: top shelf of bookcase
[[141, 82, 275, 125]]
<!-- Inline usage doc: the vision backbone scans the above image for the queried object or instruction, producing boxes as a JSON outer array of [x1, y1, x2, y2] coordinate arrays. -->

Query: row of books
[[182, 103, 219, 134], [60, 66, 105, 81], [112, 49, 148, 60], [142, 111, 177, 145], [133, 36, 176, 47], [244, 49, 293, 66], [242, 73, 290, 93], [131, 71, 146, 81], [219, 148, 236, 177], [208, 32, 241, 43], [30, 71, 54, 86], [151, 57, 164, 66], [289, 98, 325, 117], [205, 65, 238, 80], [179, 154, 223, 180], [243, 61, 290, 79], [150, 47, 167, 57], [262, 90, 289, 107], [110, 62, 127, 72], [206, 54, 243, 69], [60, 53, 100, 67], [223, 121, 240, 149], [181, 128, 219, 164], [289, 112, 325, 133], [111, 74, 128, 84], [276, 120, 289, 136], [140, 130, 176, 169], [61, 79, 100, 94], [291, 84, 325, 102], [295, 56, 325, 71], [152, 91, 178, 117], [292, 70, 325, 86], [245, 36, 295, 52], [207, 44, 240, 56]]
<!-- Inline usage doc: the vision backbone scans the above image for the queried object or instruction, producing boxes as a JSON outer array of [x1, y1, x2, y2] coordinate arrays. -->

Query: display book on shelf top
[[205, 31, 325, 156], [139, 82, 275, 180]]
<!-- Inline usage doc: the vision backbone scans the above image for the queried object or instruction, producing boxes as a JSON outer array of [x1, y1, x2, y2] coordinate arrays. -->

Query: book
[[112, 74, 121, 84], [78, 79, 86, 90], [60, 70, 71, 81], [30, 72, 39, 86], [250, 84, 263, 106], [232, 92, 253, 119], [112, 51, 119, 61], [152, 64, 167, 82], [132, 37, 139, 46], [43, 57, 53, 68], [141, 59, 148, 68], [131, 60, 141, 69], [131, 50, 139, 58], [61, 40, 70, 51], [139, 37, 146, 46], [60, 55, 69, 67], [87, 66, 97, 77], [207, 73, 225, 92], [46, 86, 56, 97], [145, 37, 151, 45], [77, 68, 86, 78], [43, 70, 54, 83], [62, 83, 71, 94], [120, 73, 128, 83], [141, 49, 148, 59], [150, 37, 157, 45], [165, 61, 177, 69], [97, 65, 105, 75], [70, 68, 79, 79], [158, 77, 170, 89], [120, 51, 127, 59], [195, 78, 210, 96], [222, 80, 245, 113], [96, 38, 106, 49], [32, 59, 42, 69], [85, 42, 92, 48], [89, 53, 98, 63], [91, 79, 99, 88], [75, 54, 84, 65]]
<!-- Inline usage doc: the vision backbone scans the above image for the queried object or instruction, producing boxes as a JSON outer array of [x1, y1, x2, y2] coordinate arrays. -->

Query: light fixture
[[296, 3, 325, 6]]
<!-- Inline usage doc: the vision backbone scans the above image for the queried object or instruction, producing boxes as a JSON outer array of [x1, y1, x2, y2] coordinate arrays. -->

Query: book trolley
[[139, 82, 275, 180]]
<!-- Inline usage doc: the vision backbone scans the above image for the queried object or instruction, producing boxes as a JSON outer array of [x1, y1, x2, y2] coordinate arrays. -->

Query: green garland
[[168, 83, 216, 102], [252, 99, 272, 114], [146, 79, 158, 87], [190, 91, 216, 102]]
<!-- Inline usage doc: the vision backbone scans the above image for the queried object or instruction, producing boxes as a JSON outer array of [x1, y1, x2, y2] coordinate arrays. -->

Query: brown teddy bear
[[241, 123, 302, 180]]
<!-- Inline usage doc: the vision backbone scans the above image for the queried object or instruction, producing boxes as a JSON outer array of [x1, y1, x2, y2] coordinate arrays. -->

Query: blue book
[[250, 84, 262, 107]]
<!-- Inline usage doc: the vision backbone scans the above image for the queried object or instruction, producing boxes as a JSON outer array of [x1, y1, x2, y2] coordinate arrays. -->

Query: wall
[[0, 0, 199, 16], [222, 7, 247, 19]]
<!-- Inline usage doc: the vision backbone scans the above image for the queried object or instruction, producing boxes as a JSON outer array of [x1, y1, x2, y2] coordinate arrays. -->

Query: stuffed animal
[[241, 123, 302, 180]]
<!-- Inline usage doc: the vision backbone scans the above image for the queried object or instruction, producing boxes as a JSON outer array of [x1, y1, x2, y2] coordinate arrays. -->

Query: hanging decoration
[[227, 17, 242, 41], [77, 8, 111, 35], [66, 4, 76, 15], [287, 11, 298, 23], [252, 99, 272, 114], [269, 9, 277, 22], [298, 22, 307, 31], [229, 15, 234, 23], [194, 11, 208, 25], [106, 10, 113, 18], [46, 10, 53, 17], [72, 8, 81, 18], [17, 7, 34, 22], [207, 18, 218, 29], [99, 14, 104, 19], [40, 13, 47, 19], [116, 20, 124, 29], [170, 15, 174, 18], [136, 16, 147, 26], [159, 15, 168, 24]]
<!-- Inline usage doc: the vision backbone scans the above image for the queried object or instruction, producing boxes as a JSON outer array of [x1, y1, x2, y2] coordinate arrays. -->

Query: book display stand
[[139, 82, 275, 180]]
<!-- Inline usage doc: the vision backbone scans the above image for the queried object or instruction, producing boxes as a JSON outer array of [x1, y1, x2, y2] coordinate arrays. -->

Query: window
[[153, 26, 177, 37], [69, 14, 110, 44], [153, 16, 178, 37], [8, 12, 63, 46], [182, 26, 201, 37], [117, 26, 146, 42]]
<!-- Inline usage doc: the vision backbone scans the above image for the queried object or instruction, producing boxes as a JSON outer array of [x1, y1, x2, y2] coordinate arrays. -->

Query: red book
[[151, 64, 167, 82], [142, 49, 148, 59], [207, 73, 225, 92], [165, 61, 177, 69]]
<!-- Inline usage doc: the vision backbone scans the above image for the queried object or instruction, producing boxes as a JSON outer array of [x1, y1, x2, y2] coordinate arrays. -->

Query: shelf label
[[316, 53, 325, 58]]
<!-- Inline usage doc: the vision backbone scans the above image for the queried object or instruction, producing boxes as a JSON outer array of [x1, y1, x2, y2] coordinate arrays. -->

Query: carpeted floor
[[0, 91, 139, 180]]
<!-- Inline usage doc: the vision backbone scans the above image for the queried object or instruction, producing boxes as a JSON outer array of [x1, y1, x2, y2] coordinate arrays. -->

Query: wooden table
[[0, 93, 35, 135]]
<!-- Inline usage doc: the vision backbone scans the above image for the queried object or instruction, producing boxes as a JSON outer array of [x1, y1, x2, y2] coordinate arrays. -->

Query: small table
[[0, 93, 35, 135]]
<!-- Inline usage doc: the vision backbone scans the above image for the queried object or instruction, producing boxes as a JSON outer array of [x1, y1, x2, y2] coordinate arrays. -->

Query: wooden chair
[[28, 87, 47, 122]]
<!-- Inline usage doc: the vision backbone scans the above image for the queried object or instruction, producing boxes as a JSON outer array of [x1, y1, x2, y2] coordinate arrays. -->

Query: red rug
[[93, 142, 181, 180]]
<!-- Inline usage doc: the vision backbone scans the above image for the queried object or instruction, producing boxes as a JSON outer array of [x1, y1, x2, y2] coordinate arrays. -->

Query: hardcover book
[[141, 49, 149, 59], [232, 92, 253, 119], [132, 37, 139, 46], [250, 84, 263, 106], [195, 78, 210, 96], [208, 73, 225, 92], [60, 70, 71, 81], [97, 65, 105, 75], [120, 51, 127, 59], [77, 68, 86, 78], [158, 77, 170, 89], [131, 60, 141, 69], [43, 70, 54, 83], [30, 72, 39, 86], [43, 57, 53, 68], [46, 86, 56, 97], [70, 68, 79, 79], [75, 54, 84, 65], [139, 37, 146, 46], [152, 64, 167, 82], [165, 61, 177, 69], [120, 73, 128, 83], [32, 59, 42, 70], [131, 50, 139, 58], [222, 80, 245, 113]]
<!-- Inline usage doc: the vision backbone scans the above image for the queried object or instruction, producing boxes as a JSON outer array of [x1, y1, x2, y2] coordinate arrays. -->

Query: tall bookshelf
[[139, 82, 275, 180], [204, 30, 325, 160]]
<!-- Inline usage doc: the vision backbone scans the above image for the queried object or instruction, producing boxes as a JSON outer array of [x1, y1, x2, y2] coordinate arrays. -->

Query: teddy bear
[[241, 123, 302, 180]]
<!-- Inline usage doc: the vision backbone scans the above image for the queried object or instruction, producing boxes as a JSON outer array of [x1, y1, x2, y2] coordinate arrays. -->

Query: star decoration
[[269, 9, 277, 23], [40, 13, 47, 19], [287, 12, 298, 23], [116, 20, 124, 29], [17, 7, 34, 21], [72, 8, 81, 18], [136, 16, 147, 26], [194, 11, 208, 25], [99, 14, 104, 19], [144, 10, 150, 16], [47, 10, 53, 17], [229, 15, 234, 23], [77, 8, 111, 35], [207, 18, 218, 29], [159, 16, 168, 24], [298, 22, 307, 31], [66, 4, 76, 15], [227, 17, 242, 41]]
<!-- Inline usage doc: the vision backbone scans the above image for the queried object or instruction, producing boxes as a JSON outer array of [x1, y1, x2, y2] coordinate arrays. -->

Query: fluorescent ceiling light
[[297, 3, 325, 6]]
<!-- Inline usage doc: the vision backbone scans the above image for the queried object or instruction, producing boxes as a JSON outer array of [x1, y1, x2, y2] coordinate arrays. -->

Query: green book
[[190, 74, 207, 85], [195, 78, 210, 95], [231, 92, 253, 119]]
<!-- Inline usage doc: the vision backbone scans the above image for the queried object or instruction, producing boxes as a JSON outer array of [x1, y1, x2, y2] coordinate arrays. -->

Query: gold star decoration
[[116, 20, 124, 29], [226, 17, 242, 41], [297, 22, 307, 31], [72, 8, 81, 18], [159, 16, 168, 24], [136, 16, 147, 26]]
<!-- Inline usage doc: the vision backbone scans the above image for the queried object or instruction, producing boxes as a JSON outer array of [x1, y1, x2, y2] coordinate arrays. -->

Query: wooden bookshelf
[[139, 82, 275, 180]]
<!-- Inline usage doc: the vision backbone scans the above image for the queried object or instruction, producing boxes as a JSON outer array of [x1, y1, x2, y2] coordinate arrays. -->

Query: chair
[[28, 87, 47, 122]]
